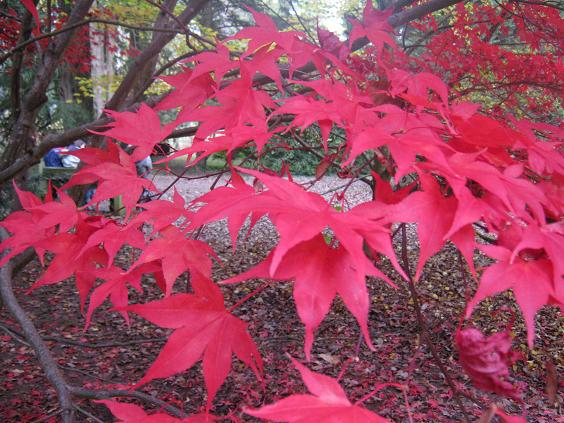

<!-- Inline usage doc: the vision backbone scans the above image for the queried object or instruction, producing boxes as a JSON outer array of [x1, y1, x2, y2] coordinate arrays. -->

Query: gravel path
[[149, 172, 424, 281], [152, 173, 373, 204], [151, 173, 381, 250]]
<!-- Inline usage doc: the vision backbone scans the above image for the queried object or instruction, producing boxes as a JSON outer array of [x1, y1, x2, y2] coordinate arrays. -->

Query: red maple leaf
[[77, 217, 146, 267], [317, 26, 349, 60], [92, 103, 176, 161], [97, 399, 215, 422], [245, 356, 391, 422], [129, 189, 191, 234], [27, 189, 80, 233], [63, 141, 156, 217], [30, 217, 109, 310], [224, 234, 392, 359], [123, 273, 263, 408], [509, 221, 564, 298], [174, 122, 274, 167], [127, 225, 215, 296], [156, 69, 215, 124], [382, 175, 477, 280], [85, 262, 165, 329], [184, 70, 274, 141], [0, 183, 61, 266], [348, 2, 395, 57], [228, 7, 301, 54], [453, 113, 517, 148], [183, 42, 236, 84], [189, 168, 399, 281], [388, 69, 449, 108], [442, 153, 547, 224], [467, 244, 556, 346]]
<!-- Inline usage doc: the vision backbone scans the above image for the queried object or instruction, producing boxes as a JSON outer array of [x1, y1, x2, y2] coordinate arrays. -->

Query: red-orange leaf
[[245, 356, 391, 422], [224, 235, 392, 359], [97, 399, 215, 422], [123, 273, 262, 408]]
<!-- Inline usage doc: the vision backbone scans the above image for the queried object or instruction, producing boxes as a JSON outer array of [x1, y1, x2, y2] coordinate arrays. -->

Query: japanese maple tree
[[0, 0, 562, 422]]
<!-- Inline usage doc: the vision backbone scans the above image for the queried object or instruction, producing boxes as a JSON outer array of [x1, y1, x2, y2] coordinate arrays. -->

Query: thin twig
[[0, 322, 168, 348], [73, 404, 105, 423], [289, 0, 317, 44], [399, 223, 471, 422], [59, 365, 123, 384], [0, 230, 75, 422], [30, 409, 63, 423]]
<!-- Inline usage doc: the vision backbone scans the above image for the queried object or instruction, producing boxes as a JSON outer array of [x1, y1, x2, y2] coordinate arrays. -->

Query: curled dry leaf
[[456, 327, 523, 399]]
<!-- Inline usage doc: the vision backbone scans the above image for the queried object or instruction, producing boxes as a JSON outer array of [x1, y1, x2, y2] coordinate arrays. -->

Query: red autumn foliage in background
[[0, 0, 562, 421]]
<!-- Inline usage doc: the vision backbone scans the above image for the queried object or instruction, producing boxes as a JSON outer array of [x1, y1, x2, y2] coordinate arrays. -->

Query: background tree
[[0, 0, 562, 422]]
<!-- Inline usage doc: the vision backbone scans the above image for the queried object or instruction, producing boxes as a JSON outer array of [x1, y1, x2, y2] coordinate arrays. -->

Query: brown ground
[[1, 175, 562, 422]]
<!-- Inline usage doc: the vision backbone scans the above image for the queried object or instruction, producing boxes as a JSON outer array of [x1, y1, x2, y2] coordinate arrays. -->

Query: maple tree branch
[[255, 0, 305, 35], [348, 0, 466, 53], [0, 322, 31, 346], [0, 0, 94, 180], [143, 0, 195, 43], [240, 0, 467, 89], [46, 0, 52, 33], [131, 48, 212, 104], [105, 0, 210, 112], [53, 336, 169, 349], [392, 0, 419, 11], [0, 117, 108, 184], [8, 7, 34, 126], [0, 234, 74, 423], [228, 281, 274, 312], [0, 251, 180, 421], [389, 0, 466, 27], [0, 88, 171, 185], [514, 0, 564, 11], [68, 386, 186, 418], [30, 409, 64, 423], [0, 0, 466, 185], [59, 365, 122, 384], [399, 224, 471, 422]]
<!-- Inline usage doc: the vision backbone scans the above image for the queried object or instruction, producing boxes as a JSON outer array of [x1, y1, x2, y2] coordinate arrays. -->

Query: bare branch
[[0, 322, 168, 348], [0, 0, 95, 175], [105, 0, 210, 111], [8, 8, 34, 124], [0, 231, 74, 422], [399, 224, 474, 421]]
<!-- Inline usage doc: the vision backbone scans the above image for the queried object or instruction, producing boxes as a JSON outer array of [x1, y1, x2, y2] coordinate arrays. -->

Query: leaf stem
[[228, 281, 273, 313], [354, 382, 403, 405]]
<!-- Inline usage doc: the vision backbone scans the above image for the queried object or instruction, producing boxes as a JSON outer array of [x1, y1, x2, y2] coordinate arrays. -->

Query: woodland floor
[[0, 174, 562, 422]]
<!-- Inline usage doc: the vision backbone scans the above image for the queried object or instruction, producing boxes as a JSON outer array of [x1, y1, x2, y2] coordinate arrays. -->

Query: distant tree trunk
[[59, 64, 75, 103], [90, 1, 115, 117]]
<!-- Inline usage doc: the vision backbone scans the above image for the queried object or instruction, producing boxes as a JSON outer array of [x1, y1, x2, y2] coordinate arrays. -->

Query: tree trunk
[[90, 1, 115, 117]]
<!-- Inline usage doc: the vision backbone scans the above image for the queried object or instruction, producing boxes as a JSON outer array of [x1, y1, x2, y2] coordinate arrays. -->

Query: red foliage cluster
[[1, 1, 562, 421], [2, 2, 122, 75], [410, 2, 563, 119], [0, 8, 21, 52]]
